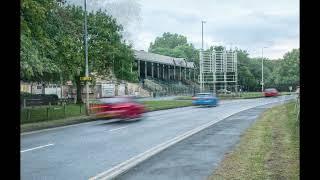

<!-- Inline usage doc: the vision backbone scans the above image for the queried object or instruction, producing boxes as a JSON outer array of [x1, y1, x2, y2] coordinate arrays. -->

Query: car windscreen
[[99, 97, 131, 104], [196, 93, 213, 97], [265, 89, 276, 92]]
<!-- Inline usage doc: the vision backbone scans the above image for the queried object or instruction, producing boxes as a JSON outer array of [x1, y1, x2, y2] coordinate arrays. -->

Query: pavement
[[21, 95, 295, 180]]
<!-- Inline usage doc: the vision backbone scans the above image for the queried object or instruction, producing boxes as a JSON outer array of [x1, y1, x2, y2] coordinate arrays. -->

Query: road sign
[[80, 76, 92, 81]]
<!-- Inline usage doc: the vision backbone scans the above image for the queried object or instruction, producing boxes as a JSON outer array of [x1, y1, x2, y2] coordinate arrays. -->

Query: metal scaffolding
[[199, 49, 237, 93]]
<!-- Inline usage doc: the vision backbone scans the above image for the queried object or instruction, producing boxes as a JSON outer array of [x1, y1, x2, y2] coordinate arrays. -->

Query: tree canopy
[[236, 49, 299, 91], [21, 0, 137, 102], [148, 32, 199, 63]]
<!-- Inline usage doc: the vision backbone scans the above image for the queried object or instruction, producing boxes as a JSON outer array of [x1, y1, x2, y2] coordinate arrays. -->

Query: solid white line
[[21, 143, 54, 153], [109, 126, 129, 132]]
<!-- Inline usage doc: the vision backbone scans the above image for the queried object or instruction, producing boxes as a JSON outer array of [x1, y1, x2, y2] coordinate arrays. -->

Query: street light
[[201, 21, 206, 50], [261, 47, 268, 92], [200, 20, 206, 93], [84, 0, 89, 115]]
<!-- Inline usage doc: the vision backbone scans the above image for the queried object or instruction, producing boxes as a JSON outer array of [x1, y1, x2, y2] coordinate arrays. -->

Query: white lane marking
[[109, 126, 129, 132], [21, 143, 54, 153]]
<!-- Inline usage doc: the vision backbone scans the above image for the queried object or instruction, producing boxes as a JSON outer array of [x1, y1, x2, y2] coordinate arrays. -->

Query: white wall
[[101, 83, 115, 97], [45, 86, 62, 98]]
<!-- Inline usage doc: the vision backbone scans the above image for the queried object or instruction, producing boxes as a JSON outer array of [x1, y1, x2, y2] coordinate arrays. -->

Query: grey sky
[[68, 0, 299, 59]]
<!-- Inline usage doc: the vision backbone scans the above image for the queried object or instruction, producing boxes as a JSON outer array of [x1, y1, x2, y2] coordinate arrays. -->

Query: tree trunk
[[75, 76, 83, 104], [42, 83, 46, 94]]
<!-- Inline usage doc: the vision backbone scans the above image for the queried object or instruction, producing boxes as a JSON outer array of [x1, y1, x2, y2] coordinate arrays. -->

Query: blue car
[[192, 93, 219, 107]]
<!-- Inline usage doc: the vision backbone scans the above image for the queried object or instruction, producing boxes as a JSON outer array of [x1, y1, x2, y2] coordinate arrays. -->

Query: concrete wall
[[21, 83, 31, 93], [127, 82, 151, 97]]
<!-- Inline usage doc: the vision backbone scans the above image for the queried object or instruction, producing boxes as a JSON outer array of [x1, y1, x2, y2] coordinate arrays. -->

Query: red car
[[90, 96, 145, 121], [263, 88, 279, 97]]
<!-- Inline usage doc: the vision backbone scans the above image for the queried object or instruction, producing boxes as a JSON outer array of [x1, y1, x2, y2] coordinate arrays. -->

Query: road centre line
[[109, 126, 129, 132], [21, 143, 54, 153]]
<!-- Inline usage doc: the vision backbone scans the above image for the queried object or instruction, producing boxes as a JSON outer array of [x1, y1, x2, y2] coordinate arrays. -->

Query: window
[[37, 86, 42, 89]]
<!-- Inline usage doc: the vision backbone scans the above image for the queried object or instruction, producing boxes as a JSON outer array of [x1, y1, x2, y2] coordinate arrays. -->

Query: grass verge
[[21, 100, 193, 133], [175, 92, 292, 100], [208, 102, 299, 180], [143, 100, 192, 111]]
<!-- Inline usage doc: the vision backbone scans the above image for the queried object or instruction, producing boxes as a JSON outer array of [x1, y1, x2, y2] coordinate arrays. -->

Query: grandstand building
[[134, 50, 196, 81], [133, 50, 199, 96]]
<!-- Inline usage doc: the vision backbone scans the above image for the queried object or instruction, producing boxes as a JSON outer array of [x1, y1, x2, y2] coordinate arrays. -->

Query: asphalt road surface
[[117, 103, 281, 180], [21, 95, 294, 180]]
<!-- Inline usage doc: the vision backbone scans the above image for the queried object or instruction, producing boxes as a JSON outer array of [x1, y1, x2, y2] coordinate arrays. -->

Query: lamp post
[[202, 21, 206, 50], [84, 0, 89, 115], [200, 20, 206, 92], [261, 47, 267, 92]]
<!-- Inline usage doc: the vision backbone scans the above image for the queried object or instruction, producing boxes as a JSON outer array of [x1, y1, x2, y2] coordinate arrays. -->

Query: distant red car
[[90, 96, 145, 121], [263, 88, 279, 97]]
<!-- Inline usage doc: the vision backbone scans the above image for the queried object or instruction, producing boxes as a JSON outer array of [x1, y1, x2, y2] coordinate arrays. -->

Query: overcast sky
[[69, 0, 299, 59]]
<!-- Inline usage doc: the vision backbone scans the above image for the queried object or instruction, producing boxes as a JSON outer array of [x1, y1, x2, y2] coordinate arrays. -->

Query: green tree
[[21, 0, 61, 83], [148, 32, 199, 63], [272, 49, 300, 91], [236, 50, 258, 91], [21, 0, 137, 103]]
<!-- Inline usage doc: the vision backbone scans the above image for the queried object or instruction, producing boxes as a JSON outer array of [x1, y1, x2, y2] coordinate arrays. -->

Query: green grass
[[142, 100, 193, 111], [175, 92, 292, 100], [208, 102, 299, 180]]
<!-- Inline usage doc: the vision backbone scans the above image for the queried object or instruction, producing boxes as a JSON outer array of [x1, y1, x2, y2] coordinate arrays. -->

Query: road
[[21, 95, 294, 180], [116, 103, 279, 180]]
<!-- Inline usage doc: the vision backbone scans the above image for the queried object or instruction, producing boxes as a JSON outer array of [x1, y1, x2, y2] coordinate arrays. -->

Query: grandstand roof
[[134, 50, 194, 68]]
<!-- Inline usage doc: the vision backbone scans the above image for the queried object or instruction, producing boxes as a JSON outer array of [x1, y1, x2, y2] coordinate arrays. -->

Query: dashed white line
[[109, 126, 129, 132], [21, 143, 54, 153]]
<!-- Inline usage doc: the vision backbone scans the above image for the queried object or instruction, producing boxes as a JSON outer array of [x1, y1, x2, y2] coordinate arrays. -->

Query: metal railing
[[295, 93, 300, 121], [142, 78, 200, 97]]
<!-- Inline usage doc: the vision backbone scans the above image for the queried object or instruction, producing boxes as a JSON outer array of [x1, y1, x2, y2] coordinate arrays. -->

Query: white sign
[[101, 83, 115, 97], [118, 84, 126, 96], [289, 86, 292, 91], [45, 86, 62, 98]]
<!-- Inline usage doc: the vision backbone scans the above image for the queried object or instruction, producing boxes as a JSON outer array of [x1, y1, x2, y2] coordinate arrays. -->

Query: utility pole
[[202, 21, 205, 50], [200, 20, 206, 92], [84, 0, 89, 115], [261, 47, 267, 92]]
